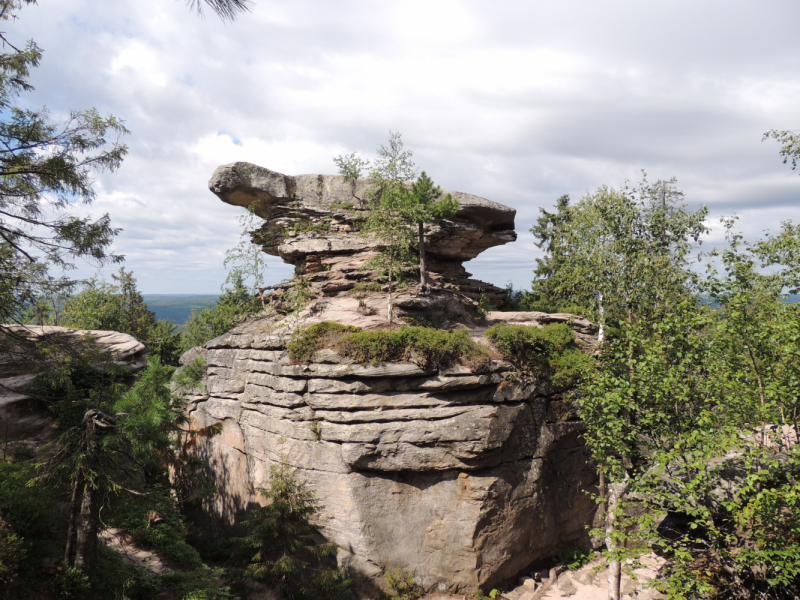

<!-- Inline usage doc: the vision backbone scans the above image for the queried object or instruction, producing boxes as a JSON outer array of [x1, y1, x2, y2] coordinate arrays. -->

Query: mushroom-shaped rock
[[208, 162, 517, 263]]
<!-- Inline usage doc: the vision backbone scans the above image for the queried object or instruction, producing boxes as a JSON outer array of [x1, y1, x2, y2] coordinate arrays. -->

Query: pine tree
[[239, 458, 351, 600]]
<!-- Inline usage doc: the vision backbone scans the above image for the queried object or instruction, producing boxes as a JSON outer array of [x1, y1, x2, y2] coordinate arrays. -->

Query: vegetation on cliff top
[[289, 321, 489, 369], [485, 322, 593, 388]]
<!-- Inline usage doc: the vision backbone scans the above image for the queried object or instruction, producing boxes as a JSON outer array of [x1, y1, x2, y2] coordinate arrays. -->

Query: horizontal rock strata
[[0, 325, 147, 441], [208, 162, 517, 305], [185, 315, 597, 593]]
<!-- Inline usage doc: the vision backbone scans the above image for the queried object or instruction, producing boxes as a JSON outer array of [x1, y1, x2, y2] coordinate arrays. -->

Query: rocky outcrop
[[185, 309, 598, 594], [208, 162, 517, 306], [197, 163, 599, 594], [0, 325, 147, 441]]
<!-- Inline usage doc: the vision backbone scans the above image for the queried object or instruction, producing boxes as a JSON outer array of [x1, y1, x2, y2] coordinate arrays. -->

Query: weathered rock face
[[185, 312, 598, 594], [0, 325, 147, 441], [208, 162, 517, 305]]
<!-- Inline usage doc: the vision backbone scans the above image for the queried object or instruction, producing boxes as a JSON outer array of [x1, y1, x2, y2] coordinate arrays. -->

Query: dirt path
[[99, 527, 170, 574]]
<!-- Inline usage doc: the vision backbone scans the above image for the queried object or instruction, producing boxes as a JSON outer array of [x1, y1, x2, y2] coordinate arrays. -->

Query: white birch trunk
[[605, 477, 628, 600], [598, 292, 606, 344]]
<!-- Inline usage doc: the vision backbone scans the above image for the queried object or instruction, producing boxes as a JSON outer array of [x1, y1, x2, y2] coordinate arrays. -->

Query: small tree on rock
[[407, 172, 459, 286], [239, 457, 351, 600]]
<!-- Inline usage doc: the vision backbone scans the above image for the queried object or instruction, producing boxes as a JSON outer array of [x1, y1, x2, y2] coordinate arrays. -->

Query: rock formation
[[186, 163, 600, 595], [208, 162, 517, 306], [0, 325, 147, 442]]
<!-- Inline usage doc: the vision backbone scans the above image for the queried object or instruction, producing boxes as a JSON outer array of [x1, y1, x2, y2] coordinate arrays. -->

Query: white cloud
[[13, 0, 800, 292]]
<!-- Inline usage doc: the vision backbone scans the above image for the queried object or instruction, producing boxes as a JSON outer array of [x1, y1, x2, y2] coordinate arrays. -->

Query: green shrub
[[0, 516, 24, 584], [0, 460, 64, 555], [137, 523, 203, 569], [485, 323, 593, 387], [553, 546, 594, 571], [382, 569, 423, 600], [290, 322, 489, 369], [288, 322, 361, 363], [237, 457, 351, 600], [160, 566, 235, 600], [59, 567, 91, 599]]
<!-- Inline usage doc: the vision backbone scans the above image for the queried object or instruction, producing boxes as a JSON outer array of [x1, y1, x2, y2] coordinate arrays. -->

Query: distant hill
[[142, 294, 219, 327]]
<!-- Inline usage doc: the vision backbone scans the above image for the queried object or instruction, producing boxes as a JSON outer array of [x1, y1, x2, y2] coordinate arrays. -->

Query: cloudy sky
[[16, 0, 800, 293]]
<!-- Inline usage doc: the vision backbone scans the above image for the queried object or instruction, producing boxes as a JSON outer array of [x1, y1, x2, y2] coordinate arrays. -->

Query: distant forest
[[142, 294, 220, 327]]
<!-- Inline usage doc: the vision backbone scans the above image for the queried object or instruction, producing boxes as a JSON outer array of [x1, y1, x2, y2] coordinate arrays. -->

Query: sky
[[15, 0, 800, 293]]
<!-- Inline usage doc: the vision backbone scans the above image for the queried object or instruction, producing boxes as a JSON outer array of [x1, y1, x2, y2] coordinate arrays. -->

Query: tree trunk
[[598, 292, 606, 344], [605, 478, 628, 600], [418, 222, 426, 286], [387, 266, 394, 324], [64, 468, 84, 566], [66, 409, 115, 570], [590, 467, 607, 549], [74, 481, 101, 570]]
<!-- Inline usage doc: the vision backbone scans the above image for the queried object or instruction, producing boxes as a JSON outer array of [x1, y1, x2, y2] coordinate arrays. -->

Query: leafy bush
[[381, 569, 423, 600], [59, 567, 91, 599], [289, 322, 489, 369], [553, 546, 594, 571], [137, 523, 203, 569], [0, 460, 64, 558], [181, 272, 261, 352], [160, 566, 235, 600], [485, 323, 592, 387], [0, 516, 24, 584]]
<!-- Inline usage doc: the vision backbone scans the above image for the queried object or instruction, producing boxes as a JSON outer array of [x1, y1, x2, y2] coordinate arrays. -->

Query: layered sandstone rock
[[0, 325, 147, 441], [184, 310, 598, 594], [195, 163, 599, 594], [208, 162, 517, 305]]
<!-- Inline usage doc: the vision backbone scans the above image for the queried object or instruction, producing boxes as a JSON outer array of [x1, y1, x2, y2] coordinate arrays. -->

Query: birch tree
[[530, 177, 707, 599]]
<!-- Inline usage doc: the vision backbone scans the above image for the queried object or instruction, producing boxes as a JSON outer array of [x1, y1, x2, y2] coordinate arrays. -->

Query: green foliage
[[161, 565, 235, 600], [115, 356, 220, 506], [336, 133, 459, 319], [381, 569, 423, 600], [59, 566, 91, 599], [181, 272, 261, 351], [237, 458, 351, 600], [285, 219, 332, 236], [137, 523, 203, 569], [26, 337, 129, 429], [476, 291, 492, 320], [528, 178, 707, 337], [502, 285, 589, 317], [287, 321, 361, 363], [370, 130, 418, 182], [56, 268, 182, 365], [485, 323, 592, 388], [576, 218, 800, 599], [0, 0, 128, 327], [289, 322, 489, 369], [763, 129, 800, 173], [333, 152, 370, 184], [0, 517, 24, 585], [470, 589, 501, 600], [337, 327, 488, 369], [224, 201, 268, 296], [553, 547, 594, 571], [173, 355, 208, 392]]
